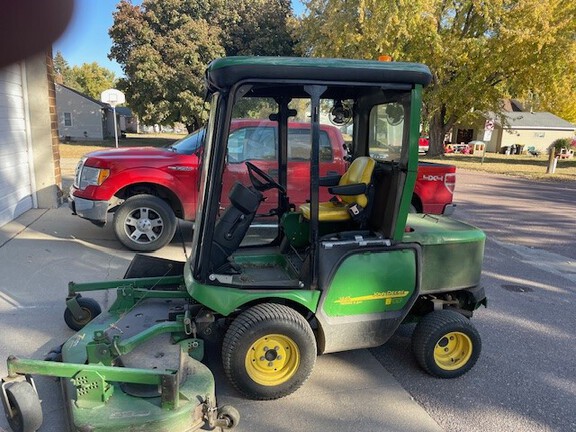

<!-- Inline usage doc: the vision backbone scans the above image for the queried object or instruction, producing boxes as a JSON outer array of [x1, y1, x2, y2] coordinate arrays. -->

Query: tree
[[68, 63, 116, 100], [53, 50, 71, 84], [53, 51, 116, 100], [221, 0, 296, 57], [109, 0, 298, 131], [298, 0, 576, 156], [109, 0, 224, 131]]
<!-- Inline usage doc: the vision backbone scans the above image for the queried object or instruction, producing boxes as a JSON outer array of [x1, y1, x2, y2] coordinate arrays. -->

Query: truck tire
[[113, 194, 177, 252]]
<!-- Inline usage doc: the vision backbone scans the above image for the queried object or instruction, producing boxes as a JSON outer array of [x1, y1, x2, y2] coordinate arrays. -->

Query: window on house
[[64, 112, 72, 127]]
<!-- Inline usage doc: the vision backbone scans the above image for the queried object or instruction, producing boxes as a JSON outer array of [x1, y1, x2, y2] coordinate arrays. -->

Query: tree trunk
[[427, 112, 446, 157]]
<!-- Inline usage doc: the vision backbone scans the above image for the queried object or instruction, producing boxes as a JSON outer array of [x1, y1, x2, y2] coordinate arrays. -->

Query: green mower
[[2, 56, 486, 431]]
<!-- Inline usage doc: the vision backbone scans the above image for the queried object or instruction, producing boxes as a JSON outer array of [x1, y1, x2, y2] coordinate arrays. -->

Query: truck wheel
[[222, 303, 316, 400], [5, 381, 43, 432], [412, 310, 481, 379], [113, 194, 177, 252], [64, 297, 101, 331]]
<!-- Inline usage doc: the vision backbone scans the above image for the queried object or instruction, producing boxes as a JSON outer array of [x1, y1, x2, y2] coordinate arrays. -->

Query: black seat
[[210, 182, 263, 273]]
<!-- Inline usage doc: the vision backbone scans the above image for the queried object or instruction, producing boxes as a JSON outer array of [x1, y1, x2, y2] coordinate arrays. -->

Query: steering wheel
[[245, 161, 286, 194]]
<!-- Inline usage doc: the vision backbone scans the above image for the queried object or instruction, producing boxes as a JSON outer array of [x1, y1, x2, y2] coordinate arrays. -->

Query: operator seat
[[299, 156, 376, 223], [210, 182, 263, 273]]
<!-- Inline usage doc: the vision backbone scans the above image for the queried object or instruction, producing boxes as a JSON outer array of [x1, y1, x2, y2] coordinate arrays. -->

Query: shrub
[[549, 138, 573, 154]]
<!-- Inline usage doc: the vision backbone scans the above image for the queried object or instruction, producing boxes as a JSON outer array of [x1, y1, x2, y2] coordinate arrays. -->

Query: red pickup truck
[[70, 120, 456, 251]]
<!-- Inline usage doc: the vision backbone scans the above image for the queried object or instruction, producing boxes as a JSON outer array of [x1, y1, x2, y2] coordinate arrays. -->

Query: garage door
[[0, 64, 33, 227]]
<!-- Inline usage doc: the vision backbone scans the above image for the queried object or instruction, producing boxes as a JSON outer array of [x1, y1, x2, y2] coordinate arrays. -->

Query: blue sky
[[54, 0, 306, 77]]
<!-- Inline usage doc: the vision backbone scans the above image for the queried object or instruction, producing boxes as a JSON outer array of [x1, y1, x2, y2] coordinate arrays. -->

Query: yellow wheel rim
[[433, 331, 473, 371], [245, 334, 300, 386]]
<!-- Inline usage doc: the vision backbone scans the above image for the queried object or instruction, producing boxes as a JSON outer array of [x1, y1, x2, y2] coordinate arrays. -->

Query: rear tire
[[222, 303, 316, 400], [5, 381, 43, 432], [412, 310, 481, 378], [113, 194, 177, 252]]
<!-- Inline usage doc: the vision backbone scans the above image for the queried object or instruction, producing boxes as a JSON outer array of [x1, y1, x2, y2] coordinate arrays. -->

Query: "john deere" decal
[[335, 290, 410, 306]]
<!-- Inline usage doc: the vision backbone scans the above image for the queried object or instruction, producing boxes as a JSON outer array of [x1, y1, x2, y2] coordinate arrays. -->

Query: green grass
[[59, 133, 185, 159], [422, 153, 576, 181]]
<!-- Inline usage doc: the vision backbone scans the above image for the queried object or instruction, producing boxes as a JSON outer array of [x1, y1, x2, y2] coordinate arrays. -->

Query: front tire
[[412, 310, 481, 378], [222, 303, 316, 400], [113, 194, 177, 252], [218, 405, 240, 429], [64, 297, 102, 331]]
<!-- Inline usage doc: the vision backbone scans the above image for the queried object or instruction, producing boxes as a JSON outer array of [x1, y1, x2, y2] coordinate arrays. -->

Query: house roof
[[56, 83, 110, 108], [55, 84, 133, 117], [494, 111, 576, 130], [114, 106, 133, 117]]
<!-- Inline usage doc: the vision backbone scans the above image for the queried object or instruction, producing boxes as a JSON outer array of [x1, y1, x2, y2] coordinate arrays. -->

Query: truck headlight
[[78, 166, 110, 189]]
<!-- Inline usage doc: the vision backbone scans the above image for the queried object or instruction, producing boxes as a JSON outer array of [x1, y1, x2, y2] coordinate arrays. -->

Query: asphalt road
[[371, 170, 576, 432]]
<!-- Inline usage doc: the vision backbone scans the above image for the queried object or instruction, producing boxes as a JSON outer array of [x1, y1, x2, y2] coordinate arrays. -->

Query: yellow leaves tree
[[299, 0, 576, 155]]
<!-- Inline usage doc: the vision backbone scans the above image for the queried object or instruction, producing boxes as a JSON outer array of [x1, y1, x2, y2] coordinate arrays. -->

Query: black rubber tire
[[218, 405, 240, 429], [64, 297, 102, 331], [222, 303, 316, 400], [412, 310, 481, 379], [113, 194, 177, 252], [5, 381, 43, 432]]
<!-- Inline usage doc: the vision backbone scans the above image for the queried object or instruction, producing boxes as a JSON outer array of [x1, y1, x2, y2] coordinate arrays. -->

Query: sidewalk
[[0, 206, 443, 432]]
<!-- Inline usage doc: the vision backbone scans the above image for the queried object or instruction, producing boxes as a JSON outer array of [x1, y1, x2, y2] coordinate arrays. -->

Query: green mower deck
[[2, 264, 239, 432]]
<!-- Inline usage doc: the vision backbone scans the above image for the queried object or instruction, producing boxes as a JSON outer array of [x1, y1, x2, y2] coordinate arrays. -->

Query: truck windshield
[[168, 128, 206, 154], [169, 129, 206, 154]]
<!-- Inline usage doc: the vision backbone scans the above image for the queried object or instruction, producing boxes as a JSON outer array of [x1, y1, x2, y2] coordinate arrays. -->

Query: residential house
[[55, 84, 137, 140], [451, 101, 575, 153], [0, 52, 61, 227], [115, 106, 138, 133], [55, 83, 114, 140]]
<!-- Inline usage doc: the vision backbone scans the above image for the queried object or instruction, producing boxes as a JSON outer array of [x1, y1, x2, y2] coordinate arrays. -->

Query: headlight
[[78, 166, 110, 189]]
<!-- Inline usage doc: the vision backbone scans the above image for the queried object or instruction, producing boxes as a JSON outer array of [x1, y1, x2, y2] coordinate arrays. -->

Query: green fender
[[187, 281, 321, 316]]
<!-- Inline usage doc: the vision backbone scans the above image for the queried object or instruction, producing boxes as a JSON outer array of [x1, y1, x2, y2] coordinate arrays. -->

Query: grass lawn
[[422, 153, 576, 182], [59, 134, 576, 182], [59, 133, 185, 159]]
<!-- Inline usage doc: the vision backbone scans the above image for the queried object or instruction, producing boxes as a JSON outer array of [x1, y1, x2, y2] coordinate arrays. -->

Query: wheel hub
[[245, 334, 300, 386], [136, 217, 152, 232], [125, 207, 164, 244], [434, 331, 473, 370]]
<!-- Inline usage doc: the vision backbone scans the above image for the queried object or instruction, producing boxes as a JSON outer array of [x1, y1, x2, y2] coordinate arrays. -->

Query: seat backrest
[[210, 182, 262, 273], [338, 156, 376, 207]]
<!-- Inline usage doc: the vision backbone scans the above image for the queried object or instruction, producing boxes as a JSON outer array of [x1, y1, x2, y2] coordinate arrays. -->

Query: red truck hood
[[85, 147, 176, 159], [82, 146, 189, 170]]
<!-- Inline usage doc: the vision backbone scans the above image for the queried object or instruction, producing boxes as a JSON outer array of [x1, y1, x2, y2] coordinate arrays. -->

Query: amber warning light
[[378, 55, 393, 62]]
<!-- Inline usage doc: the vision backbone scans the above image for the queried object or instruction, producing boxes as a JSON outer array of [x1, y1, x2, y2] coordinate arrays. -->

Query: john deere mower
[[2, 56, 486, 431]]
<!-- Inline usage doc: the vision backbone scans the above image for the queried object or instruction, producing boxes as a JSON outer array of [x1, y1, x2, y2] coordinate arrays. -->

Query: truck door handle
[[268, 169, 278, 177], [326, 170, 340, 176]]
